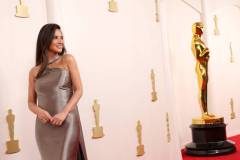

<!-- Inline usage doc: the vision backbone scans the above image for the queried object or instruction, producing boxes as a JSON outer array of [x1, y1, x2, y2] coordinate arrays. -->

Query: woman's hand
[[36, 108, 52, 124], [51, 112, 68, 126]]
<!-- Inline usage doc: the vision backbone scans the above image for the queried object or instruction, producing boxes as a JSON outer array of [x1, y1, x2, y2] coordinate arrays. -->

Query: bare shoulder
[[62, 53, 75, 61], [29, 65, 41, 78], [62, 53, 76, 65]]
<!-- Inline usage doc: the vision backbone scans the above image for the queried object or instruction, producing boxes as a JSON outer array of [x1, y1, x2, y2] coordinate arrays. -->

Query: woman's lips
[[56, 45, 63, 49]]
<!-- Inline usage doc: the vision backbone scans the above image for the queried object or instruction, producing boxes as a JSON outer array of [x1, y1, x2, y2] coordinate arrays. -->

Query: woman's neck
[[47, 51, 58, 60]]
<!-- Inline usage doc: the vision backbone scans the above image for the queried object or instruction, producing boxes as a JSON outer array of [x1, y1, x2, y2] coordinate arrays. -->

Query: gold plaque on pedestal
[[137, 144, 145, 156], [192, 115, 224, 125], [6, 140, 20, 154], [92, 126, 104, 139], [15, 0, 29, 18]]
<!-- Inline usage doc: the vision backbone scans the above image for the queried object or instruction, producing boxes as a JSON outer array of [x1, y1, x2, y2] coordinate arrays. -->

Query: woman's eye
[[54, 36, 63, 40]]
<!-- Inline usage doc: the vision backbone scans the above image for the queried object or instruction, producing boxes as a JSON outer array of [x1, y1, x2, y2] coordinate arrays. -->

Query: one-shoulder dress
[[35, 66, 88, 160]]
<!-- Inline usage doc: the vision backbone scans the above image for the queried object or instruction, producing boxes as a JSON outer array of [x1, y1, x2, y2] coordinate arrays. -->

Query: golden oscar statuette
[[230, 98, 236, 120], [92, 99, 104, 139], [108, 0, 118, 12], [5, 109, 20, 154], [136, 120, 145, 156], [15, 0, 29, 18], [155, 0, 159, 22], [151, 69, 158, 102], [213, 15, 220, 36], [166, 113, 171, 143], [191, 22, 223, 124], [185, 22, 236, 156]]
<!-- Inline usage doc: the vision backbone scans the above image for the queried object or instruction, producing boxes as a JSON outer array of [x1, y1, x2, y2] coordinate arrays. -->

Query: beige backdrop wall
[[205, 0, 240, 139]]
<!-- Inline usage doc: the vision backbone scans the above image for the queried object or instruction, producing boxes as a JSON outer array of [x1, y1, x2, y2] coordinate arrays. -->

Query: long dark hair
[[35, 23, 66, 78]]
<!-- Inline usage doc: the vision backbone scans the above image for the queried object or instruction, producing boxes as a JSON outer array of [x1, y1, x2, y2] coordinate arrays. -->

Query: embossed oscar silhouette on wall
[[5, 109, 20, 154], [155, 0, 160, 22], [92, 99, 104, 139], [108, 0, 118, 12], [136, 120, 145, 156], [15, 0, 29, 18], [166, 113, 171, 143], [213, 15, 220, 36], [150, 69, 158, 102], [229, 42, 234, 63], [230, 98, 236, 120]]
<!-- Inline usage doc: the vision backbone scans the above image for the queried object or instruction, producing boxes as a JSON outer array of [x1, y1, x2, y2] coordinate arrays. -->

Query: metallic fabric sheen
[[35, 67, 88, 160]]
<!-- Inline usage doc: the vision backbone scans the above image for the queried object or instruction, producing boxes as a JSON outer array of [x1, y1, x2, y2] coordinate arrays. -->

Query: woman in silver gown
[[28, 23, 88, 160]]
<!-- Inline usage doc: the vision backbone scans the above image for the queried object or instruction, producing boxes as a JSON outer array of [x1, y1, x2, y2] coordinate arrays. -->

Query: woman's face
[[49, 29, 64, 54]]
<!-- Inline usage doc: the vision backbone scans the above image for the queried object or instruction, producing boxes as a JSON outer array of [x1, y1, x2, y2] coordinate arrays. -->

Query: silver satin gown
[[35, 66, 88, 160]]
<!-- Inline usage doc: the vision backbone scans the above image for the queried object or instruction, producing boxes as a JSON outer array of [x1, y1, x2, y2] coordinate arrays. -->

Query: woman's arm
[[28, 67, 52, 123], [51, 54, 83, 126], [63, 54, 83, 113]]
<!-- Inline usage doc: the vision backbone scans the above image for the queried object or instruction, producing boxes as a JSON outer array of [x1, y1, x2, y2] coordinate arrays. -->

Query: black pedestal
[[185, 123, 236, 156]]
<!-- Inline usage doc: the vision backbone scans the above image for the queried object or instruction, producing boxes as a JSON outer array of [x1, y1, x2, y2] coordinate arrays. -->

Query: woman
[[28, 23, 88, 160]]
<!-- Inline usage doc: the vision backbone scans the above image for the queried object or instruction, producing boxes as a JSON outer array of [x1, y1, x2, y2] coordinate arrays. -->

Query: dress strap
[[48, 54, 61, 65]]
